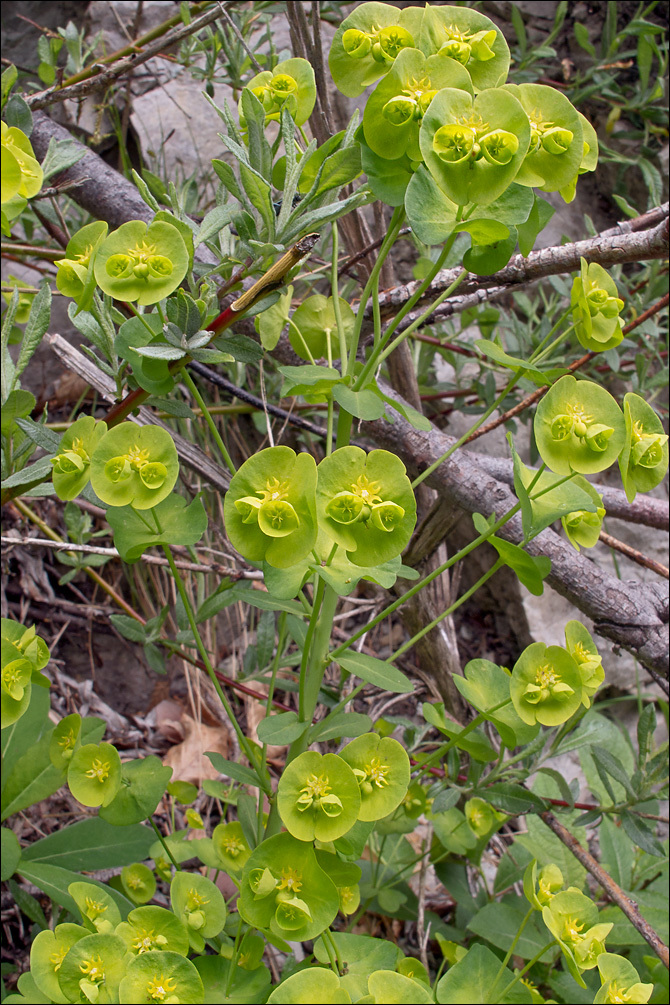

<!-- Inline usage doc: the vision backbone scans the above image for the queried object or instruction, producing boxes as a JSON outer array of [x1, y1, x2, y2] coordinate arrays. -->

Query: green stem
[[532, 322, 578, 366], [181, 369, 236, 476], [527, 305, 573, 363], [149, 817, 181, 871], [493, 940, 557, 1002], [389, 558, 505, 661], [490, 906, 534, 998], [419, 694, 512, 772], [161, 544, 263, 781], [328, 504, 520, 663], [322, 928, 344, 975], [412, 372, 518, 489]]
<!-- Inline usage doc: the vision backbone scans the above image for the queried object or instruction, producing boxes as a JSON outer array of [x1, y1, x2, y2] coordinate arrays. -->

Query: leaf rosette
[[503, 83, 584, 194], [243, 57, 316, 126], [89, 422, 179, 510], [277, 751, 361, 842], [339, 734, 410, 821], [618, 393, 669, 503], [55, 221, 109, 310], [94, 220, 188, 305], [571, 259, 624, 352], [52, 415, 108, 502], [329, 1, 420, 97], [240, 832, 339, 942], [534, 375, 626, 475], [224, 446, 318, 569], [362, 48, 473, 163], [419, 86, 530, 207], [510, 642, 584, 727], [316, 446, 416, 567]]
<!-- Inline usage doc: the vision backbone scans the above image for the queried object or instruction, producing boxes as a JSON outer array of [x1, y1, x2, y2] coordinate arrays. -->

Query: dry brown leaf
[[163, 712, 230, 784]]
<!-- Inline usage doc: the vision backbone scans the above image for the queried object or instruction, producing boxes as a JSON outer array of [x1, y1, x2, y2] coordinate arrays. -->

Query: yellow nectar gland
[[535, 663, 557, 689], [277, 866, 303, 895], [57, 728, 77, 752], [127, 444, 151, 471], [457, 111, 490, 136], [79, 955, 105, 983], [606, 982, 637, 1004], [563, 915, 585, 943], [49, 947, 69, 972], [85, 897, 108, 920], [566, 401, 593, 438], [300, 772, 332, 802], [351, 474, 382, 505], [221, 835, 246, 857], [186, 888, 209, 911], [132, 928, 166, 954], [529, 108, 554, 144], [257, 476, 290, 504], [146, 974, 178, 1002], [363, 756, 391, 789], [85, 758, 111, 784]]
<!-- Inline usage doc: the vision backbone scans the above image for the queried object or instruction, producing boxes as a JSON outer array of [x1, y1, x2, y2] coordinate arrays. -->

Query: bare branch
[[541, 811, 670, 969]]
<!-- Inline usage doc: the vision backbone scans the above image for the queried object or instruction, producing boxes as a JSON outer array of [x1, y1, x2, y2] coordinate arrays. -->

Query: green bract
[[89, 423, 179, 510], [67, 742, 122, 808], [212, 821, 251, 874], [510, 642, 584, 727], [57, 932, 127, 1005], [504, 83, 583, 193], [277, 751, 361, 842], [316, 446, 416, 567], [55, 221, 109, 309], [30, 923, 88, 1004], [420, 87, 529, 206], [1, 122, 43, 200], [121, 864, 156, 905], [68, 882, 122, 935], [618, 393, 669, 503], [289, 295, 356, 362], [543, 889, 612, 979], [329, 2, 420, 97], [94, 220, 188, 305], [267, 967, 347, 1004], [1, 620, 49, 728], [523, 859, 565, 911], [170, 871, 226, 953], [560, 111, 599, 203], [564, 621, 604, 707], [243, 58, 316, 126], [421, 5, 509, 90], [363, 49, 473, 163], [594, 953, 654, 1004], [240, 832, 339, 942], [561, 477, 606, 551], [118, 951, 204, 1005], [224, 446, 318, 569], [339, 734, 410, 821], [534, 375, 626, 475], [50, 713, 82, 770], [115, 906, 189, 957], [571, 260, 624, 352], [52, 415, 108, 502]]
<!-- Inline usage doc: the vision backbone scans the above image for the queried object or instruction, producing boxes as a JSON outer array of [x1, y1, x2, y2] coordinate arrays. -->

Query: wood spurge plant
[[1, 2, 668, 1004]]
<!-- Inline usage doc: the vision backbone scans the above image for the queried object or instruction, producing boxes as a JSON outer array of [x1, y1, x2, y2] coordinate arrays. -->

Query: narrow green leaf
[[337, 652, 413, 694]]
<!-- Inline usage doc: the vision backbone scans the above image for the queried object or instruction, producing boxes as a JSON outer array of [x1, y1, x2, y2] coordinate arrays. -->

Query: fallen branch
[[541, 810, 670, 969]]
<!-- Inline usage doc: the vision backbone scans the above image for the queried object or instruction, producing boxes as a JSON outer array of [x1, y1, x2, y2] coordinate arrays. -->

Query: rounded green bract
[[329, 2, 420, 97], [534, 376, 626, 475], [505, 83, 584, 193], [339, 733, 410, 821], [510, 642, 584, 726], [67, 743, 122, 808], [289, 295, 356, 362], [116, 906, 189, 958], [118, 951, 204, 1004], [420, 87, 530, 207], [571, 260, 624, 352], [89, 422, 179, 510], [564, 620, 604, 707], [243, 58, 316, 126], [618, 393, 669, 503], [212, 821, 251, 873], [94, 220, 188, 305], [277, 751, 361, 842], [561, 476, 606, 552], [316, 446, 416, 567], [52, 415, 108, 502], [57, 932, 127, 1004], [224, 446, 318, 569], [55, 221, 109, 307]]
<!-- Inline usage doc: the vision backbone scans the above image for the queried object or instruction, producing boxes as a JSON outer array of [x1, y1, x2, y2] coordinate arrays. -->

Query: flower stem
[[181, 369, 236, 475]]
